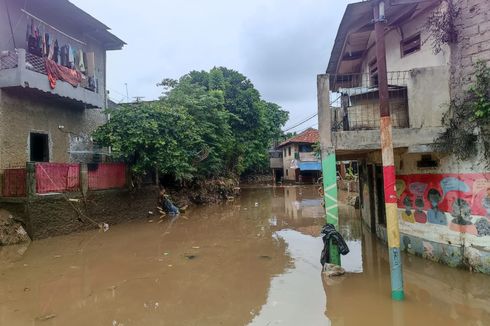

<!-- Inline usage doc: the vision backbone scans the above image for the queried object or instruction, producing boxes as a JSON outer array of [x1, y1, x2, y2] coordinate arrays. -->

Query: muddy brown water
[[0, 186, 489, 325]]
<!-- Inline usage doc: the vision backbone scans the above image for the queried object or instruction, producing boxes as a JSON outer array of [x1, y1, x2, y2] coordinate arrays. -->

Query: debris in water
[[322, 263, 346, 277], [192, 246, 200, 249], [184, 254, 197, 260], [24, 287, 30, 292], [163, 252, 169, 256], [36, 314, 57, 321], [148, 220, 153, 223], [68, 198, 80, 202], [168, 264, 173, 267], [255, 202, 259, 207], [148, 211, 154, 215], [101, 223, 110, 232], [259, 255, 272, 260], [53, 255, 62, 258], [157, 219, 164, 224]]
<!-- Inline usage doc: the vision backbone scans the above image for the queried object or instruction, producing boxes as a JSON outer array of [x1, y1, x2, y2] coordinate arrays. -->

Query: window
[[401, 33, 421, 57], [417, 154, 438, 168], [299, 144, 313, 153], [288, 147, 291, 156], [286, 169, 289, 177], [30, 132, 49, 162]]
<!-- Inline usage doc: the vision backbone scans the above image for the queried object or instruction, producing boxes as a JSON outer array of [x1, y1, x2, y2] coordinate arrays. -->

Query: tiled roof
[[278, 128, 319, 148]]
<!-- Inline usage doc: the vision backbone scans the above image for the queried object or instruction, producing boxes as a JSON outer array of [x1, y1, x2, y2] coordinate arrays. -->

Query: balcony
[[329, 68, 449, 156], [298, 152, 318, 162], [269, 150, 283, 169], [0, 49, 103, 108]]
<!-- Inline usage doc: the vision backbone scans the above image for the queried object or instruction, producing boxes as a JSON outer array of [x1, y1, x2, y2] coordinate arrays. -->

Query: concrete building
[[270, 128, 322, 183], [325, 0, 490, 273], [0, 0, 125, 171]]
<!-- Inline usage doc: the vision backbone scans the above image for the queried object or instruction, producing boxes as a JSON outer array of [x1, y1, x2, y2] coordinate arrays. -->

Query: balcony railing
[[0, 49, 103, 108], [298, 152, 318, 162], [330, 72, 409, 131]]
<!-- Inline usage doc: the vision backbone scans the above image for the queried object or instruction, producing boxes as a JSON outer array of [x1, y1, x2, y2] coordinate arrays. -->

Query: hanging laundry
[[45, 58, 82, 89], [68, 44, 74, 68], [78, 49, 85, 72], [45, 33, 50, 57], [86, 52, 95, 77], [53, 40, 59, 63]]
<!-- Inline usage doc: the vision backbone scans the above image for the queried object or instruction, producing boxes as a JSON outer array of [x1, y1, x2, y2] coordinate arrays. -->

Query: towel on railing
[[320, 223, 350, 266], [44, 58, 82, 89]]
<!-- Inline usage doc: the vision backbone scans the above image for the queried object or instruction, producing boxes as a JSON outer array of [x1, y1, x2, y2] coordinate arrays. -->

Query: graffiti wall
[[396, 173, 490, 237]]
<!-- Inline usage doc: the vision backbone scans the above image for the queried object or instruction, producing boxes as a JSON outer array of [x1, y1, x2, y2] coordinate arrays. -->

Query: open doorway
[[30, 132, 49, 162]]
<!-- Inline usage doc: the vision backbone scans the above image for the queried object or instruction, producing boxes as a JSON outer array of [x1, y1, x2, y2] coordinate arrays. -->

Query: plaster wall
[[0, 90, 106, 169]]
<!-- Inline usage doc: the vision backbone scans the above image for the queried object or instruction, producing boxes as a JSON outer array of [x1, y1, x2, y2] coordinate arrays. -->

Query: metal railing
[[1, 49, 94, 91], [330, 72, 410, 131], [0, 51, 18, 70]]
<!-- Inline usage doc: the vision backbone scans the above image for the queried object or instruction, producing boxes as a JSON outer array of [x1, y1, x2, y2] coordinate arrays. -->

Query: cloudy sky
[[71, 0, 355, 132]]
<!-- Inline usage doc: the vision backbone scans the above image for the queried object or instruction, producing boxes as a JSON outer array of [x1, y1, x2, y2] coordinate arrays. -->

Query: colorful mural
[[396, 173, 490, 237]]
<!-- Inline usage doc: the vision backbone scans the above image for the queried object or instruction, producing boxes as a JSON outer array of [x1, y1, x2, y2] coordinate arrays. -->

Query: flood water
[[1, 186, 489, 325]]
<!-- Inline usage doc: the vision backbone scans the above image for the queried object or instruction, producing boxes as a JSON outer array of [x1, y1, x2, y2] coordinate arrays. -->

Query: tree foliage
[[94, 67, 289, 181], [433, 60, 490, 163]]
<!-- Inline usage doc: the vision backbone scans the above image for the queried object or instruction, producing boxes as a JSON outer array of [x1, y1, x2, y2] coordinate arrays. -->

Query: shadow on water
[[0, 185, 489, 325]]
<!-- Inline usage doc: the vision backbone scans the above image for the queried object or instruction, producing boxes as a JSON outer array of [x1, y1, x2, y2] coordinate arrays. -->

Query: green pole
[[317, 74, 340, 266]]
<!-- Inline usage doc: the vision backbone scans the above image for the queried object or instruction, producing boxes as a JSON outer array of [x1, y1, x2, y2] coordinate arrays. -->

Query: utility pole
[[317, 74, 340, 266], [374, 0, 404, 301]]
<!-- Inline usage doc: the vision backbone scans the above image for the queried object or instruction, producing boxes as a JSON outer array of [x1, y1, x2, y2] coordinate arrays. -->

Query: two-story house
[[0, 0, 124, 172], [325, 0, 489, 273], [270, 128, 322, 183]]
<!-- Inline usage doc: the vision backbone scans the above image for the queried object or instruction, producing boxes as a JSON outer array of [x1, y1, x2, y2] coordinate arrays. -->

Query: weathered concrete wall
[[333, 127, 444, 151], [361, 7, 450, 76], [450, 0, 490, 97], [282, 144, 298, 181], [0, 90, 107, 168], [0, 187, 158, 240], [407, 66, 450, 128]]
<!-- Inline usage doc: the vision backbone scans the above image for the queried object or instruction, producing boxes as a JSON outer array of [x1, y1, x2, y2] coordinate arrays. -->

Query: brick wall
[[450, 0, 490, 96]]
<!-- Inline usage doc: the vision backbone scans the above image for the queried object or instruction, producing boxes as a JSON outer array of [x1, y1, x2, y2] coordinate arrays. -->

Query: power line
[[282, 95, 342, 133], [283, 113, 318, 132]]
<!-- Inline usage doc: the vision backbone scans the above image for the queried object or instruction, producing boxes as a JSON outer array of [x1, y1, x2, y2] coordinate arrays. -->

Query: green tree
[[94, 67, 289, 182]]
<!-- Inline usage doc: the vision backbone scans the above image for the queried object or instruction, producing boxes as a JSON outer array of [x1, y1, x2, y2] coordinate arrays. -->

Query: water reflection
[[0, 186, 488, 325]]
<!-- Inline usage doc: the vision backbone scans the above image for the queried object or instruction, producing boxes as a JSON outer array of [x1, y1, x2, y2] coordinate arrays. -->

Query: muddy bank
[[165, 177, 240, 206]]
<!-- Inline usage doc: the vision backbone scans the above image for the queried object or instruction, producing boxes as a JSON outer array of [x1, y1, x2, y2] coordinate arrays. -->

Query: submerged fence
[[36, 163, 80, 194], [88, 163, 126, 190], [1, 162, 127, 197], [1, 168, 26, 197]]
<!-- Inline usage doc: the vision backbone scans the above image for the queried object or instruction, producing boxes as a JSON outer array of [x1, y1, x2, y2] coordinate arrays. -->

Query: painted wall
[[363, 147, 490, 273]]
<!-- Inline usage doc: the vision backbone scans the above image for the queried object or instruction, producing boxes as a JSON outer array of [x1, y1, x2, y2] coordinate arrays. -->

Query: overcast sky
[[71, 0, 355, 132]]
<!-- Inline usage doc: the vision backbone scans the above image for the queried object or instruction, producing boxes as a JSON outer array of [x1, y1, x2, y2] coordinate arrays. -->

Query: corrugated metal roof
[[25, 0, 125, 50]]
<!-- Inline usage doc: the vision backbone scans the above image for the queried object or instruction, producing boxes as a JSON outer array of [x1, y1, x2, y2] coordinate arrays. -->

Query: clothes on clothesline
[[26, 18, 98, 91], [45, 58, 82, 89]]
